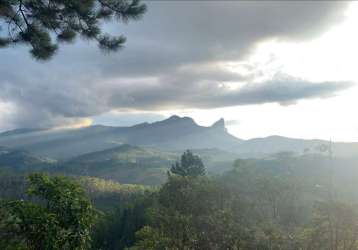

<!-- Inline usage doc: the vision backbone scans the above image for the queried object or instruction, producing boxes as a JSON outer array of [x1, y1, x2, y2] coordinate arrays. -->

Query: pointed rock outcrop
[[210, 118, 227, 132]]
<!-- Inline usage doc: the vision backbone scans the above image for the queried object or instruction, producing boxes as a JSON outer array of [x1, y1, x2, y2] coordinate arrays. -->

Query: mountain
[[0, 116, 242, 159], [234, 135, 358, 158], [0, 115, 357, 160], [0, 128, 46, 137]]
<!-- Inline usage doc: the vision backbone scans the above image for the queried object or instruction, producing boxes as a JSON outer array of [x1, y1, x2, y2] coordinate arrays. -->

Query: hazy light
[[182, 3, 358, 142]]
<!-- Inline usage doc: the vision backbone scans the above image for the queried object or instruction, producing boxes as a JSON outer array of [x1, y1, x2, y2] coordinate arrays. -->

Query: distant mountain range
[[0, 115, 357, 160], [1, 115, 358, 185]]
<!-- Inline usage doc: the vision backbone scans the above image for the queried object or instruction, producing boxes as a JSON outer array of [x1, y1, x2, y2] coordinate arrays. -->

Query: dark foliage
[[170, 150, 206, 177], [2, 153, 358, 249], [0, 173, 97, 249], [0, 0, 146, 60]]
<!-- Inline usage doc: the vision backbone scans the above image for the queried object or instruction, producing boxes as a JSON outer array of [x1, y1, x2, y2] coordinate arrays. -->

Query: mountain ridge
[[0, 115, 357, 159]]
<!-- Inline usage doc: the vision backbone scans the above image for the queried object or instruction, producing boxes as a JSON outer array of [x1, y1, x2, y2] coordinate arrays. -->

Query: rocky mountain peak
[[210, 118, 227, 132], [159, 115, 196, 125]]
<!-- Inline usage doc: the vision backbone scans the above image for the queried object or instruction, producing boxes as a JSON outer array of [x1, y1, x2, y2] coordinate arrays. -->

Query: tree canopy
[[0, 0, 146, 60], [2, 154, 358, 249], [0, 173, 97, 249]]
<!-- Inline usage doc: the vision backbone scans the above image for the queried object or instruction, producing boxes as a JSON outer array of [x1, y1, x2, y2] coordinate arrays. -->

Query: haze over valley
[[2, 115, 358, 160], [1, 1, 358, 249]]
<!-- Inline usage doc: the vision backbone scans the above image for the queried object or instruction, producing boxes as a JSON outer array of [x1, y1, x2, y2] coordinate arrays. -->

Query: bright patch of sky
[[2, 2, 357, 142], [163, 3, 358, 142]]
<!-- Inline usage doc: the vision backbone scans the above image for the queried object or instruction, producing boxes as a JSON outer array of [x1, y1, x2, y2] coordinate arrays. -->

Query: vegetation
[[0, 0, 146, 60], [0, 172, 148, 212], [1, 151, 358, 249], [77, 176, 149, 212], [170, 150, 206, 177], [0, 173, 97, 249], [56, 145, 176, 185]]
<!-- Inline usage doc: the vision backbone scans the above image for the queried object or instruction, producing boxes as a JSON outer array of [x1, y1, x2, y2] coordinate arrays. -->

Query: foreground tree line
[[1, 150, 358, 250]]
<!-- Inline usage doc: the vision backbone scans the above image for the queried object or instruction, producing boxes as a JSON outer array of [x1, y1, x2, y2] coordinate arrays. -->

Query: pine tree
[[170, 150, 206, 177], [0, 0, 146, 60]]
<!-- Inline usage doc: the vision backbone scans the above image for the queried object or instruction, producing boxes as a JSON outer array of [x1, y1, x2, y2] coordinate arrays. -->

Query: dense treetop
[[170, 150, 206, 177], [0, 173, 97, 249]]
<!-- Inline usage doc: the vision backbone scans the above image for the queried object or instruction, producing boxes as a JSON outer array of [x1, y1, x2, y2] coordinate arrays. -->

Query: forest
[[1, 150, 358, 250]]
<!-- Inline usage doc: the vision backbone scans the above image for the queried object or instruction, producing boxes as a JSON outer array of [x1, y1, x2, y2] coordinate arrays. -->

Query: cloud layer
[[0, 1, 352, 129]]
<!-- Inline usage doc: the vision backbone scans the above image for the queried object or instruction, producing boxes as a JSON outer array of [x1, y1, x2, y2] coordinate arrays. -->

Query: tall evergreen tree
[[0, 0, 146, 60], [170, 150, 206, 177]]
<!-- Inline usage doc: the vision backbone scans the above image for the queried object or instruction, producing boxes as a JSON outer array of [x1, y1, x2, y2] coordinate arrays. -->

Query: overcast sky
[[1, 1, 358, 141]]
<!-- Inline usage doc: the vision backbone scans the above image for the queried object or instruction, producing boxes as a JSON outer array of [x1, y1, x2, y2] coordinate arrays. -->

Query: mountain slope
[[55, 144, 177, 185], [235, 135, 358, 158], [54, 144, 240, 185], [0, 116, 243, 159], [0, 116, 357, 160], [0, 146, 55, 171], [0, 128, 46, 137]]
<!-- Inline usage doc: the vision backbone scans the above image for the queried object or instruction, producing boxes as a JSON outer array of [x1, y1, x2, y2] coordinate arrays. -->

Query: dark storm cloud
[[106, 75, 353, 110], [0, 1, 352, 129]]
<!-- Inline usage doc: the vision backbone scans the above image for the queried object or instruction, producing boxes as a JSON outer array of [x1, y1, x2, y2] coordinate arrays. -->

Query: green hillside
[[0, 146, 56, 172], [56, 144, 177, 185]]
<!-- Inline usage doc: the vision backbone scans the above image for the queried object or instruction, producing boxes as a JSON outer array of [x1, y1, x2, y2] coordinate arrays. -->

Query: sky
[[0, 1, 358, 141]]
